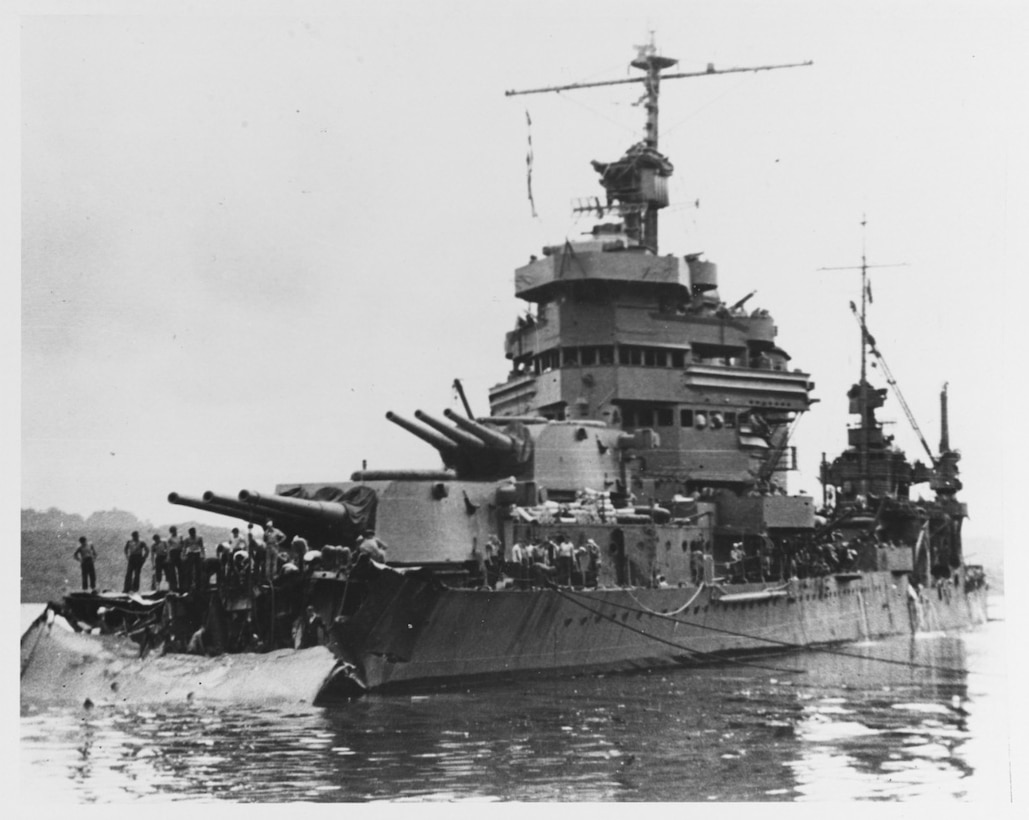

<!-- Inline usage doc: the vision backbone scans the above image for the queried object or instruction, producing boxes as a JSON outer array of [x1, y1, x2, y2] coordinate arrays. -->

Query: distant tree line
[[21, 507, 152, 532]]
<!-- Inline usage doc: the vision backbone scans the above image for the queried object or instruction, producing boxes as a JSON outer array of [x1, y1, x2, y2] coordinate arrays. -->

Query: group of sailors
[[496, 533, 603, 588], [722, 533, 860, 583], [72, 522, 392, 596]]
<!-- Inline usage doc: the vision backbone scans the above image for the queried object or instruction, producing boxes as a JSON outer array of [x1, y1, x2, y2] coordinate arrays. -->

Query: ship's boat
[[34, 42, 988, 703]]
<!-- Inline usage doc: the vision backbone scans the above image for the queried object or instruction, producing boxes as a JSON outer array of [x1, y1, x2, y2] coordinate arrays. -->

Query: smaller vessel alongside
[[24, 41, 987, 705]]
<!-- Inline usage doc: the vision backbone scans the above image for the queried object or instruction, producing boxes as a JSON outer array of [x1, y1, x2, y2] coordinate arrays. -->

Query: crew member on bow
[[123, 530, 149, 593], [73, 535, 97, 591], [166, 525, 183, 591], [181, 526, 206, 590], [151, 532, 169, 590]]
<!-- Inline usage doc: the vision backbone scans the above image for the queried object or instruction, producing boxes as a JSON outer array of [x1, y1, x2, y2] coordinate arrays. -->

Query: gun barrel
[[385, 411, 459, 455], [443, 408, 515, 450], [237, 489, 352, 525], [351, 469, 456, 481], [731, 289, 757, 311], [168, 492, 263, 523], [202, 490, 307, 529], [414, 410, 486, 449]]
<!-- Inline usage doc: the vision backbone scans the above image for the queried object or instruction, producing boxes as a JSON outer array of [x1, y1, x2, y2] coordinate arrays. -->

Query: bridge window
[[563, 347, 579, 366], [537, 350, 559, 373], [623, 404, 675, 428], [581, 346, 597, 366], [680, 409, 694, 427], [671, 350, 685, 368], [599, 346, 614, 364]]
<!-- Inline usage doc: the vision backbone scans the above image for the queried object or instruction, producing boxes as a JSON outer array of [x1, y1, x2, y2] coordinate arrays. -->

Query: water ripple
[[21, 622, 1009, 802]]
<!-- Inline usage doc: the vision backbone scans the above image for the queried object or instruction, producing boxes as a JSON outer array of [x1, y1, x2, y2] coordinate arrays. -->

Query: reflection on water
[[21, 614, 1009, 802]]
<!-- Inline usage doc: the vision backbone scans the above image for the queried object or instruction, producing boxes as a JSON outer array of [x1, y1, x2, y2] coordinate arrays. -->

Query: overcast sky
[[13, 1, 1028, 564]]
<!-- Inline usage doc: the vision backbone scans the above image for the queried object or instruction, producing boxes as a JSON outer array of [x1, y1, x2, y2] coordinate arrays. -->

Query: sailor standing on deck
[[263, 519, 285, 577], [166, 525, 183, 591], [689, 538, 706, 585], [729, 542, 745, 583], [247, 523, 265, 577], [584, 539, 602, 586], [123, 531, 149, 593], [182, 527, 205, 590], [151, 533, 169, 590], [555, 533, 575, 586], [509, 541, 525, 577], [73, 536, 97, 591]]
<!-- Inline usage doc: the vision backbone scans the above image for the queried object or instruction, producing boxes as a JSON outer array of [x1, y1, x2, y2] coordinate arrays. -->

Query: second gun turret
[[387, 408, 533, 480]]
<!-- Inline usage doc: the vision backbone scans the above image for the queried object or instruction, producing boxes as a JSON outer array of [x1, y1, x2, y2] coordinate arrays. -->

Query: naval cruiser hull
[[321, 566, 989, 697]]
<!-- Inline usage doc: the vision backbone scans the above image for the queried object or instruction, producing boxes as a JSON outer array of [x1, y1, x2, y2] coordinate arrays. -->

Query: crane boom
[[848, 303, 936, 464]]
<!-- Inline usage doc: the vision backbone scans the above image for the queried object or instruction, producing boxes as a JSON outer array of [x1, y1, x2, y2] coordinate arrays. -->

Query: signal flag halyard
[[525, 109, 537, 218]]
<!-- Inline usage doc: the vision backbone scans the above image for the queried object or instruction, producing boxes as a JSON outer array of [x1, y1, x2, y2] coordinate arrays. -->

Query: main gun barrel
[[202, 490, 307, 529], [385, 411, 459, 456], [168, 491, 264, 523], [238, 489, 354, 528], [442, 408, 516, 450], [414, 410, 486, 449]]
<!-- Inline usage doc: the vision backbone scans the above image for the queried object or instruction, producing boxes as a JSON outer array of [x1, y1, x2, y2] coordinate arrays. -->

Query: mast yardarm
[[505, 42, 812, 254]]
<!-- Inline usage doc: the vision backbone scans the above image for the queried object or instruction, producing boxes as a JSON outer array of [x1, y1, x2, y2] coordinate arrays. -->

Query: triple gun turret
[[385, 409, 532, 480]]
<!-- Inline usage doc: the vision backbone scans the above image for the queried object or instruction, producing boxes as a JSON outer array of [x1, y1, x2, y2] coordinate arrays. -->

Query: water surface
[[21, 604, 1009, 802]]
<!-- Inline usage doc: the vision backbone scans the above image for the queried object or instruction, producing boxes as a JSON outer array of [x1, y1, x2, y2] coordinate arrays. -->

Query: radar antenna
[[506, 36, 812, 253]]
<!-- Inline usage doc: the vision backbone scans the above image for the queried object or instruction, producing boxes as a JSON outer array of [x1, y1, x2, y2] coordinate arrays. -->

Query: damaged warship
[[26, 43, 988, 703]]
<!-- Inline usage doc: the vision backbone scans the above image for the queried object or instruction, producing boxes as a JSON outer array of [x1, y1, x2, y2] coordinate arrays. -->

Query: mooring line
[[558, 585, 985, 677], [549, 585, 807, 676]]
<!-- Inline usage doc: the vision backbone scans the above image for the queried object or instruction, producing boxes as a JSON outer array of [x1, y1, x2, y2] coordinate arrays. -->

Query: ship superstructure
[[822, 244, 968, 585]]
